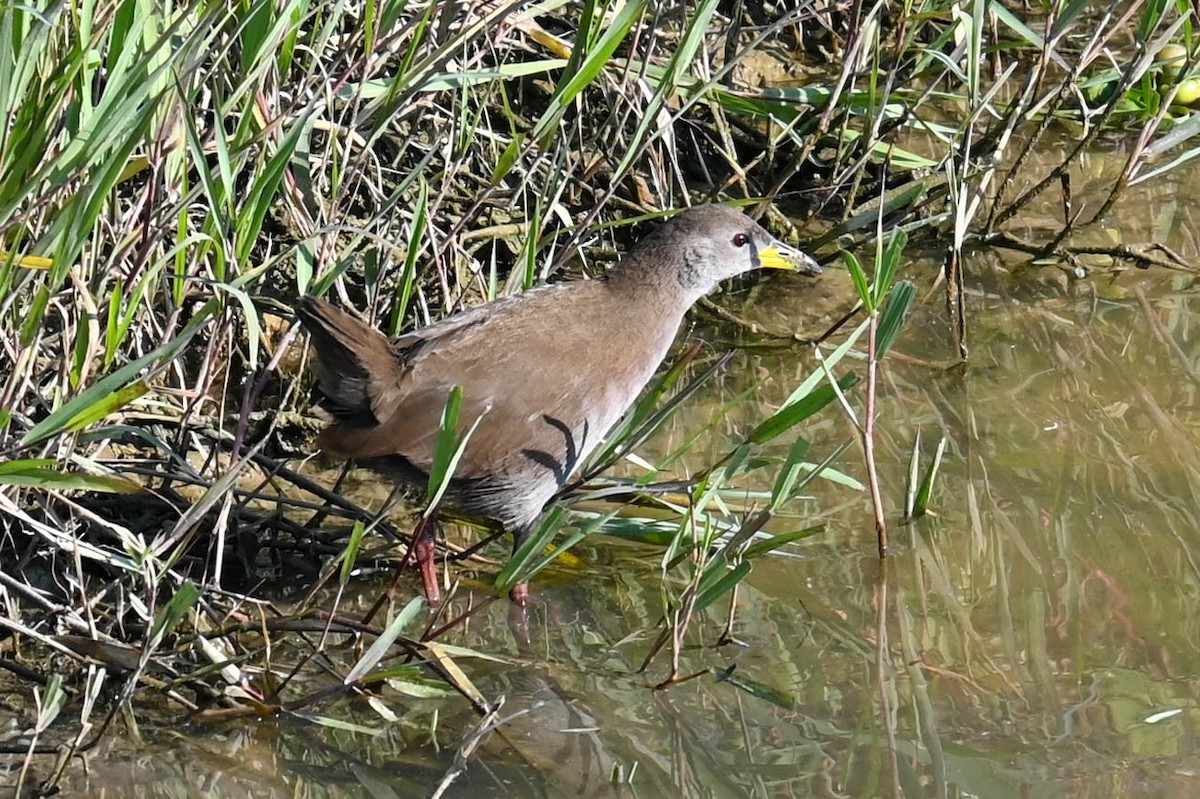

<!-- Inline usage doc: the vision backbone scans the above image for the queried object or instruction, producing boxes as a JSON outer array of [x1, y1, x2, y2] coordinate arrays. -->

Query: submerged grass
[[1, 0, 1199, 793]]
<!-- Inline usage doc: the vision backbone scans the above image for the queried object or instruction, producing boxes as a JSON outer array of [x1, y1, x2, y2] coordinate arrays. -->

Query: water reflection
[[714, 265, 1200, 797]]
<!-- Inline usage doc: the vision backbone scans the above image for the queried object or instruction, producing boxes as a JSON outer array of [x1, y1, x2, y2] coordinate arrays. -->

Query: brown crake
[[296, 204, 820, 604]]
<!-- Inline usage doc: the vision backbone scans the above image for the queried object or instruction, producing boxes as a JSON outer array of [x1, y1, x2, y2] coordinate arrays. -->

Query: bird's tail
[[295, 296, 398, 426]]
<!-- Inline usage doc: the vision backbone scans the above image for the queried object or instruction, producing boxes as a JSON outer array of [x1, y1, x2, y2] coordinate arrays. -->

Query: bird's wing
[[337, 282, 676, 487]]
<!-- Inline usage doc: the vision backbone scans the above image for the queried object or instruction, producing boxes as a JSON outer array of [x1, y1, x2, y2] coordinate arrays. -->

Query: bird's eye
[[732, 233, 750, 247]]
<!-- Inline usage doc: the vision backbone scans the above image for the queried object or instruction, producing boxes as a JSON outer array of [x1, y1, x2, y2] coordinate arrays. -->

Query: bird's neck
[[607, 249, 706, 309]]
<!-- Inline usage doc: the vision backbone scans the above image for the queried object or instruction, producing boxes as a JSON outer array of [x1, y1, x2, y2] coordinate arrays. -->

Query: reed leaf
[[748, 373, 861, 446], [876, 281, 917, 359], [0, 460, 140, 493]]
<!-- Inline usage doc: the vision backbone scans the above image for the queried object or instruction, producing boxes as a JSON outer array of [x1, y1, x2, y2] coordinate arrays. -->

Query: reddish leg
[[507, 524, 535, 606], [412, 516, 441, 605], [362, 516, 444, 624]]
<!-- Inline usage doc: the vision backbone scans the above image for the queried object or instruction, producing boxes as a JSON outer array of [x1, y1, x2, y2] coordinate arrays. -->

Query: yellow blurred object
[[0, 250, 53, 270]]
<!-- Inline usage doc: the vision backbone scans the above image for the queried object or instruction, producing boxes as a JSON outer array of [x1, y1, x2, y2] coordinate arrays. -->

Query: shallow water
[[11, 142, 1200, 798]]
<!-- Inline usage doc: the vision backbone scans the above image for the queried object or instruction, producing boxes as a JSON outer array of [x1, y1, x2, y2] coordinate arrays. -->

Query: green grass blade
[[529, 0, 646, 145], [749, 373, 861, 445], [693, 561, 752, 613], [149, 580, 201, 644], [875, 280, 916, 359], [913, 436, 948, 518], [20, 299, 217, 447], [613, 0, 718, 178], [741, 525, 824, 561], [872, 227, 908, 308], [339, 521, 368, 587], [769, 435, 811, 512], [0, 460, 140, 493], [234, 109, 311, 264], [841, 249, 873, 311], [389, 179, 428, 334], [905, 430, 922, 519], [424, 388, 486, 515]]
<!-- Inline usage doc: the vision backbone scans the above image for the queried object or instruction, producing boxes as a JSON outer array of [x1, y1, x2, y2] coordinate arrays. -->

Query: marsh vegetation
[[3, 1, 1200, 796]]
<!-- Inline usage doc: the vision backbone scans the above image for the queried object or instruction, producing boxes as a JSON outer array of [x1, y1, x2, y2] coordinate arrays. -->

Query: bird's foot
[[508, 582, 530, 606]]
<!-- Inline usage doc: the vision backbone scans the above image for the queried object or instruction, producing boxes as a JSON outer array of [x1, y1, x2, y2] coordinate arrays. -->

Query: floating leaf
[[292, 713, 382, 735], [346, 597, 424, 684], [713, 665, 796, 710]]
